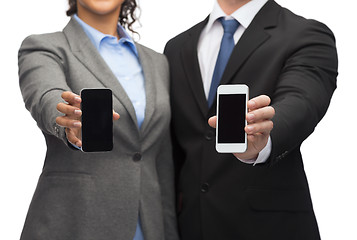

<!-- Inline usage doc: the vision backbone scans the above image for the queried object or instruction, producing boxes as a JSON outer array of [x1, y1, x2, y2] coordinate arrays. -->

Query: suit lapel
[[63, 18, 138, 126], [179, 1, 280, 115], [180, 18, 210, 117], [220, 0, 280, 86], [220, 28, 270, 86]]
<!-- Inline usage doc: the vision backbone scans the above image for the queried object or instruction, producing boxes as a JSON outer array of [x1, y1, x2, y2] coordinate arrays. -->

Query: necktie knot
[[220, 18, 239, 36]]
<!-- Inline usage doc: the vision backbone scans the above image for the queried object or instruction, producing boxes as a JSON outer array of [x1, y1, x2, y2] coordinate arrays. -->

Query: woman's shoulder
[[20, 31, 68, 53], [135, 43, 165, 57], [135, 43, 168, 65]]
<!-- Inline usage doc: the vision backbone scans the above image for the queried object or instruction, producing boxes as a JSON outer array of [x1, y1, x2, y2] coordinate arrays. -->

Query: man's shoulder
[[278, 3, 333, 34]]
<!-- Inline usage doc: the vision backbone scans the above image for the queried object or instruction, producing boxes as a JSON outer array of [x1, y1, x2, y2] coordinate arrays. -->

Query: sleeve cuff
[[65, 130, 82, 151], [237, 136, 272, 165]]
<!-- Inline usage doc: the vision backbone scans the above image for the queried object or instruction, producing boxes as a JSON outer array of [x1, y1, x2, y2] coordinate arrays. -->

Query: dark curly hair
[[66, 0, 138, 34]]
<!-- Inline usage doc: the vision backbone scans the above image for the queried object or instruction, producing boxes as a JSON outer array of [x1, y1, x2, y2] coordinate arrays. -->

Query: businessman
[[164, 0, 338, 239]]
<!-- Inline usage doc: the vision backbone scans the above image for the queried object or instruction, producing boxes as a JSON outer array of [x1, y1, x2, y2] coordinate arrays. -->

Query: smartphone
[[216, 84, 248, 153], [81, 88, 113, 152]]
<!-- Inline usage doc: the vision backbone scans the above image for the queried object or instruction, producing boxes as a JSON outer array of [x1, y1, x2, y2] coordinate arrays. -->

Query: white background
[[1, 0, 356, 239]]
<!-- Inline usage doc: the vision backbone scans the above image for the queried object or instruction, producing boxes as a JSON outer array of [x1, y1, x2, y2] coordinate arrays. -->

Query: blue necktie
[[207, 18, 240, 107]]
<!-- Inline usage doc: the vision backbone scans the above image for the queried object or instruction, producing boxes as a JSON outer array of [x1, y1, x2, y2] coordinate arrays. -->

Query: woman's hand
[[56, 91, 120, 147]]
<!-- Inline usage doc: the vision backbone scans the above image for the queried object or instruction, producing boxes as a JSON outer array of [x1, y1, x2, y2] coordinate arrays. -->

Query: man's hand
[[208, 95, 275, 160], [56, 91, 120, 148]]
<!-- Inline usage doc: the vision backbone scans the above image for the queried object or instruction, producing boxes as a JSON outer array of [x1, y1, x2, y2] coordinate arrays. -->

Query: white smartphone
[[216, 84, 248, 153]]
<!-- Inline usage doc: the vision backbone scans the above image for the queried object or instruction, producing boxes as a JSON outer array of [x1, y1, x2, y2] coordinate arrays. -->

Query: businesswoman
[[18, 0, 178, 239]]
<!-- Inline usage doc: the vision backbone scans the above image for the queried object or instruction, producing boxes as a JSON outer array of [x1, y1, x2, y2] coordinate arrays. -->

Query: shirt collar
[[73, 14, 138, 56], [206, 0, 268, 32]]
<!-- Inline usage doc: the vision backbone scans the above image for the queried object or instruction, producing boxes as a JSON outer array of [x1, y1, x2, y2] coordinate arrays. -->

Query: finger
[[246, 106, 275, 123], [246, 134, 268, 152], [245, 120, 274, 135], [247, 133, 269, 149], [208, 116, 217, 128], [247, 95, 271, 111], [65, 128, 82, 147], [57, 102, 82, 117], [61, 91, 81, 107], [56, 116, 82, 128], [113, 110, 120, 121]]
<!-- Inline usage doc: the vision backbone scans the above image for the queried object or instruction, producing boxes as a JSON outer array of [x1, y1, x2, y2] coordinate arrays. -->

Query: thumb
[[208, 116, 217, 128]]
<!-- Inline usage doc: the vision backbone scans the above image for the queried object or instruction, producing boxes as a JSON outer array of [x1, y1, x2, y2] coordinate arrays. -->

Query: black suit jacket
[[164, 1, 337, 240]]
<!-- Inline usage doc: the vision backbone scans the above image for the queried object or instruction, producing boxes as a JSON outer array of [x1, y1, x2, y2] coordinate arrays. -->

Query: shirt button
[[201, 183, 210, 193], [133, 152, 142, 162]]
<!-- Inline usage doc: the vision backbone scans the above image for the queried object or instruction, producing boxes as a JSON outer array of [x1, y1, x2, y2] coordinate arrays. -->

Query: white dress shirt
[[198, 0, 271, 165]]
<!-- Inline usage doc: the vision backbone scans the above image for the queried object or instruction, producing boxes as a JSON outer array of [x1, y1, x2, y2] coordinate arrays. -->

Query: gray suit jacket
[[18, 18, 178, 240]]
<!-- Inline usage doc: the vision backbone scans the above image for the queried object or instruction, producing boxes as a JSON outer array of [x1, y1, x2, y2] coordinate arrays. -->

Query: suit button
[[54, 125, 61, 137], [205, 130, 215, 141], [133, 152, 142, 162], [201, 183, 210, 193]]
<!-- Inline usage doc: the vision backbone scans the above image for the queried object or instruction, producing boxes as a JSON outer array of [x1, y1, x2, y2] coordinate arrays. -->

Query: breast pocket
[[244, 187, 319, 240]]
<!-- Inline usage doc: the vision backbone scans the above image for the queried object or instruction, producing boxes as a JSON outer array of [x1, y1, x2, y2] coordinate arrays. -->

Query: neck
[[77, 8, 120, 39], [217, 0, 251, 15]]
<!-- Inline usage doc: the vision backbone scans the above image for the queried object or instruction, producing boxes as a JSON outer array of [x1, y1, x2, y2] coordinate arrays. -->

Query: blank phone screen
[[81, 89, 113, 152], [217, 94, 246, 143]]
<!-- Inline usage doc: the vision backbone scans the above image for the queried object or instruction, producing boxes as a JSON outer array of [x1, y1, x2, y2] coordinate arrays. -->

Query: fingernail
[[246, 126, 253, 132], [247, 113, 254, 121], [74, 110, 81, 115], [75, 96, 81, 102], [73, 122, 81, 127]]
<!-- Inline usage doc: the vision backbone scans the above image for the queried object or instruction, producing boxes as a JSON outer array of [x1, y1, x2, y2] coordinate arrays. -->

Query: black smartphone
[[80, 88, 113, 152], [216, 84, 248, 153]]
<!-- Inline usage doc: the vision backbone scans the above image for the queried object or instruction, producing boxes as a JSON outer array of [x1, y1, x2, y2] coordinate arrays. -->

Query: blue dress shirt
[[74, 14, 145, 240], [74, 14, 146, 128]]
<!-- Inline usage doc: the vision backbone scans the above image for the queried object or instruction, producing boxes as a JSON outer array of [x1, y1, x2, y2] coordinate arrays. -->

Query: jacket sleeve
[[18, 34, 71, 145], [270, 20, 338, 164]]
